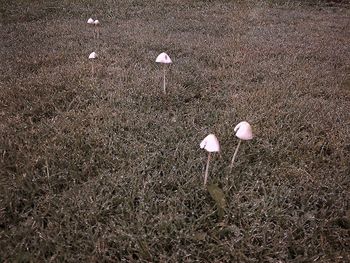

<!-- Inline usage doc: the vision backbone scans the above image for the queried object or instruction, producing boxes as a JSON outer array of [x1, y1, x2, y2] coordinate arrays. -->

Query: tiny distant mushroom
[[155, 52, 172, 95], [230, 121, 253, 169], [200, 134, 220, 186], [94, 20, 100, 39], [87, 18, 96, 39], [88, 52, 97, 76]]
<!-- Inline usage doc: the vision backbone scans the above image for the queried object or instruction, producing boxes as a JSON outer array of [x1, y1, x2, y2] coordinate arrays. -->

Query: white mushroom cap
[[89, 52, 97, 59], [234, 121, 253, 140], [94, 20, 100, 25], [87, 18, 94, 24], [156, 52, 172, 64], [200, 134, 220, 152]]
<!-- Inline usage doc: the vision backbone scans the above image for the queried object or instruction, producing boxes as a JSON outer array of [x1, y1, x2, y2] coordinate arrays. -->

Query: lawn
[[1, 0, 349, 262]]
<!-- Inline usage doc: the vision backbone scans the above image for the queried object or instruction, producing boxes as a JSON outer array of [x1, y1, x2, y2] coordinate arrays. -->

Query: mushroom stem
[[91, 63, 94, 76], [163, 64, 166, 95], [204, 152, 211, 186], [230, 139, 242, 170]]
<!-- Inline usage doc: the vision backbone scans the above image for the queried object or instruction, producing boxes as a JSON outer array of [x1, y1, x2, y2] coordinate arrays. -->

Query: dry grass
[[1, 0, 349, 262]]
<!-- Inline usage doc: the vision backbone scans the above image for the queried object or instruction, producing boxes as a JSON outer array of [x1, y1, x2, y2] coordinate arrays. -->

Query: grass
[[1, 0, 349, 262]]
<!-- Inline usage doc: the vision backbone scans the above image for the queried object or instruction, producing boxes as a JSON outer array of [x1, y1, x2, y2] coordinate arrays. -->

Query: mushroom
[[94, 20, 100, 39], [88, 52, 97, 59], [155, 52, 172, 95], [230, 121, 253, 169], [87, 18, 94, 24], [88, 52, 97, 76], [200, 134, 220, 186]]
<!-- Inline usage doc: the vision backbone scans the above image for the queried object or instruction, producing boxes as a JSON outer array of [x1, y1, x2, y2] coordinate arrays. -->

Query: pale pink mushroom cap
[[200, 134, 220, 152], [87, 18, 94, 24], [234, 121, 253, 140], [156, 52, 172, 64], [89, 52, 97, 59], [94, 20, 100, 25]]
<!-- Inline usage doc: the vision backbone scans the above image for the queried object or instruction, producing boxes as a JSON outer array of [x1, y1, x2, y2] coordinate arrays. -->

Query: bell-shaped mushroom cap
[[94, 20, 100, 25], [87, 18, 94, 24], [200, 134, 220, 152], [234, 121, 253, 140], [156, 52, 172, 64], [88, 52, 97, 59]]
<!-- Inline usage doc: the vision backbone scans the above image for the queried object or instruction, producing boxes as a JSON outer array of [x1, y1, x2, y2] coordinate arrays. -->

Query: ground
[[0, 0, 349, 262]]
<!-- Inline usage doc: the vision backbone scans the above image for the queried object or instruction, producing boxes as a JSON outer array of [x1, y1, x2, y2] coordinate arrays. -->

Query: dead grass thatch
[[1, 0, 349, 262]]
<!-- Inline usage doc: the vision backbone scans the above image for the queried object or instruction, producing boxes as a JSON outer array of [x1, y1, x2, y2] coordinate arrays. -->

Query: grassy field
[[1, 0, 349, 262]]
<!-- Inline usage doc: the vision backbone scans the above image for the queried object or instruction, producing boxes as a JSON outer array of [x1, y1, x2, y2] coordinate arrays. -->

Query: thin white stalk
[[91, 63, 94, 77], [230, 139, 241, 170], [163, 65, 166, 95], [204, 152, 211, 186]]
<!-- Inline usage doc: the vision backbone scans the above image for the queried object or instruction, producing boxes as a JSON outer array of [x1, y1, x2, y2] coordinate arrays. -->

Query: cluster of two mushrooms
[[200, 121, 253, 186], [87, 18, 100, 39]]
